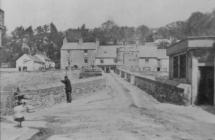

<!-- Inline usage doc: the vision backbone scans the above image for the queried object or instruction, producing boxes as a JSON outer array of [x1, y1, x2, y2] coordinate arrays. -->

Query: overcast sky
[[1, 0, 215, 32]]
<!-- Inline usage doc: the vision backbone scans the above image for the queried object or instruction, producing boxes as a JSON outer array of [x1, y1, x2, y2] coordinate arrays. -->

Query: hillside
[[157, 10, 215, 40]]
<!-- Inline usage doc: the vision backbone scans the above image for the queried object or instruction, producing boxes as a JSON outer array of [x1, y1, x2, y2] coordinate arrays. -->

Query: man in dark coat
[[61, 76, 72, 103]]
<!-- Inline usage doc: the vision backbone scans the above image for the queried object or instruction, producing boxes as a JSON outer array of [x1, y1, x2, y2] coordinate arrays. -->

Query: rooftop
[[61, 38, 98, 50], [138, 44, 168, 59], [18, 54, 44, 63], [167, 36, 215, 55], [96, 45, 119, 58], [35, 54, 51, 61]]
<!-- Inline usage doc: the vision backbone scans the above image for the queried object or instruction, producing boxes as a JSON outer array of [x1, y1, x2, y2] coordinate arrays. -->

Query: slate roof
[[96, 46, 119, 58], [138, 42, 168, 59], [18, 54, 44, 63], [28, 55, 44, 63], [35, 54, 51, 61], [61, 42, 97, 50]]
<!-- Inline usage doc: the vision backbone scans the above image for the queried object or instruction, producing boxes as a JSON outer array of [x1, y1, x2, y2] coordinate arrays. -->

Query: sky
[[1, 0, 215, 32]]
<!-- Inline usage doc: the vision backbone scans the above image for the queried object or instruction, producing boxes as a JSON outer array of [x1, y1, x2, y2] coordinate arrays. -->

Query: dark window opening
[[179, 54, 186, 78], [84, 50, 88, 53], [196, 66, 214, 105], [145, 58, 149, 63], [100, 59, 104, 63], [84, 58, 88, 63], [173, 56, 179, 78], [173, 54, 186, 78]]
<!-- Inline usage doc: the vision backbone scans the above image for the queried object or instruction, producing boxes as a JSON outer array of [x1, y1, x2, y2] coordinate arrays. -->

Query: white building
[[16, 54, 45, 71], [61, 38, 98, 69], [138, 42, 169, 72], [95, 45, 119, 72], [34, 54, 55, 69]]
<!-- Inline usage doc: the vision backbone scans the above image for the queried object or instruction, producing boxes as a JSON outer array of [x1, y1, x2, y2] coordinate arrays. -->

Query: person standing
[[61, 76, 72, 103]]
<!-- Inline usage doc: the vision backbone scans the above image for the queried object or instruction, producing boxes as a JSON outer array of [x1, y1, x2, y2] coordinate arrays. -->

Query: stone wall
[[135, 76, 186, 105], [1, 77, 106, 115], [115, 68, 190, 105]]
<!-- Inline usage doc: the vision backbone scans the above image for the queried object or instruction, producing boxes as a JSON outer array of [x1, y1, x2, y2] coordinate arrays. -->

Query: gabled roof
[[96, 46, 119, 58], [28, 55, 44, 63], [138, 43, 168, 59], [17, 54, 44, 63], [118, 45, 138, 52], [61, 41, 97, 50], [138, 46, 157, 58], [35, 54, 51, 61]]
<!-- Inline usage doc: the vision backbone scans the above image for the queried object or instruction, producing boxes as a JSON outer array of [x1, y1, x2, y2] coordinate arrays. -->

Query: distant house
[[61, 38, 99, 69], [95, 45, 119, 72], [117, 45, 139, 71], [16, 54, 45, 71], [167, 36, 215, 105], [138, 42, 169, 72], [34, 54, 55, 69]]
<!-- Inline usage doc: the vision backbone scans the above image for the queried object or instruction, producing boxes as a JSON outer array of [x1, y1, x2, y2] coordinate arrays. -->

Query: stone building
[[61, 38, 99, 69], [138, 42, 169, 72], [95, 45, 119, 72], [167, 36, 215, 105], [0, 9, 5, 47], [117, 45, 139, 71]]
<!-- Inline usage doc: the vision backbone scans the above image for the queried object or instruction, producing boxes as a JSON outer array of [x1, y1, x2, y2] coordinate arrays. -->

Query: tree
[[136, 25, 150, 44], [101, 20, 117, 30]]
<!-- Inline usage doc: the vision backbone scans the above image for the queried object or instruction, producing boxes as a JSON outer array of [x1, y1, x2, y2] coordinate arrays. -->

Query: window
[[145, 58, 149, 63], [173, 54, 186, 78], [179, 54, 186, 78], [100, 59, 104, 63], [84, 50, 88, 53], [84, 58, 88, 63], [173, 56, 179, 78]]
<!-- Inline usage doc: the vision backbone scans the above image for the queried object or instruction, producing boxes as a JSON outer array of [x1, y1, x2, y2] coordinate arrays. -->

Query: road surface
[[3, 73, 215, 140]]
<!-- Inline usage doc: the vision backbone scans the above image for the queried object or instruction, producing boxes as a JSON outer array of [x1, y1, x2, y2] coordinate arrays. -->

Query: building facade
[[167, 36, 215, 105], [95, 45, 119, 72], [138, 42, 169, 72], [0, 9, 5, 47], [61, 39, 98, 69], [16, 54, 45, 71], [117, 45, 139, 71]]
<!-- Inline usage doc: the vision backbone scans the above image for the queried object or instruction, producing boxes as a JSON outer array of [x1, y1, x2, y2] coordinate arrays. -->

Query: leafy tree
[[136, 25, 150, 44]]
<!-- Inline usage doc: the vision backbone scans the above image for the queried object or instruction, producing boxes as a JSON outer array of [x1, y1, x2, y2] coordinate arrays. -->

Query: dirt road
[[17, 73, 215, 140]]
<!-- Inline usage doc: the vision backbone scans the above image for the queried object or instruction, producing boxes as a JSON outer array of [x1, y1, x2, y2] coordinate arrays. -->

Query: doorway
[[196, 66, 214, 105]]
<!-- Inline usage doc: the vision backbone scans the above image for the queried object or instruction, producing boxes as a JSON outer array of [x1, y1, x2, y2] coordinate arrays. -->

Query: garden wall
[[1, 77, 106, 115]]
